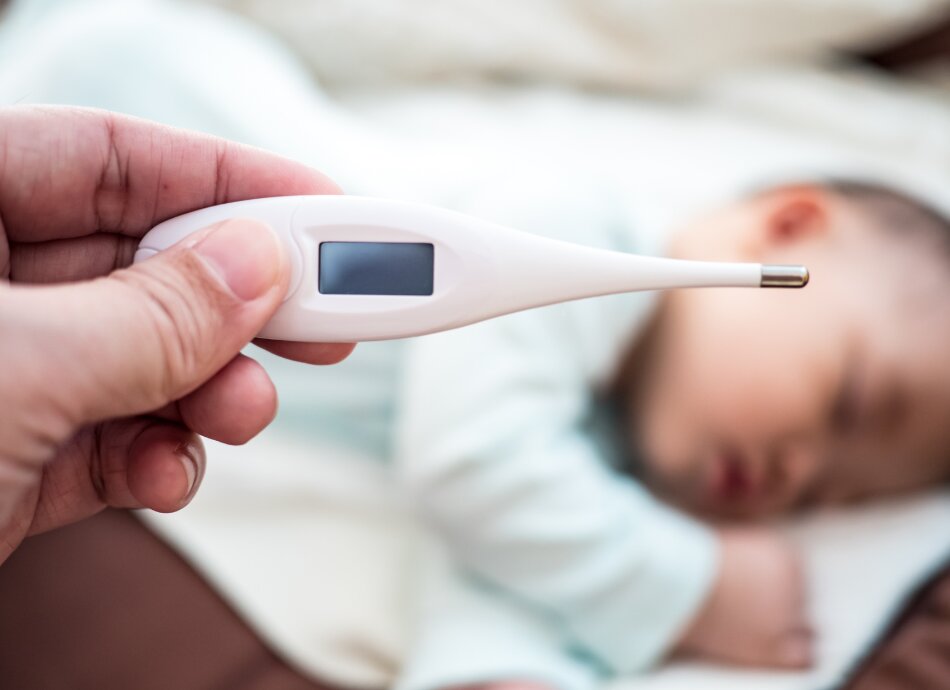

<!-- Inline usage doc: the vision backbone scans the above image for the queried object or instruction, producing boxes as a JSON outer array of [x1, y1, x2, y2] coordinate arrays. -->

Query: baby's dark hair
[[761, 178, 950, 253], [825, 179, 950, 251]]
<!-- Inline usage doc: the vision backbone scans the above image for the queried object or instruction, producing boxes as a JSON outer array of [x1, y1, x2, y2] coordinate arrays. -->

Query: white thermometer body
[[134, 196, 807, 342]]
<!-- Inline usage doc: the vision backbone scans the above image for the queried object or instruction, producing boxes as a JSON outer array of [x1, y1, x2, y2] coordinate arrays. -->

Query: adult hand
[[0, 105, 354, 563]]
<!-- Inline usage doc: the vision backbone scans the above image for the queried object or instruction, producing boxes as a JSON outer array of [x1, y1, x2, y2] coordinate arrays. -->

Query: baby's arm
[[396, 303, 718, 673], [677, 528, 813, 668]]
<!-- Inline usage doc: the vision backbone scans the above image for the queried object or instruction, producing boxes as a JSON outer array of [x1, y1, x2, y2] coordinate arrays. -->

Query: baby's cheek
[[635, 401, 698, 489], [635, 391, 674, 458]]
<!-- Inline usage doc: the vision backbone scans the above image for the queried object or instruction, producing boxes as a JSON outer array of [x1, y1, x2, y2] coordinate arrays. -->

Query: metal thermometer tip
[[760, 265, 809, 288]]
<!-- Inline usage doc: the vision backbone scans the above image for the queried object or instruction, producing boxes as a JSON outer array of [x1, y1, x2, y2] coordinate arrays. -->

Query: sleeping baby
[[394, 179, 950, 690]]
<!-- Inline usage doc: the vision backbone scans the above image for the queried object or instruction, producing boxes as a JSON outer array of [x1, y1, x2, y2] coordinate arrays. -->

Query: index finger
[[0, 105, 353, 365], [0, 105, 340, 242]]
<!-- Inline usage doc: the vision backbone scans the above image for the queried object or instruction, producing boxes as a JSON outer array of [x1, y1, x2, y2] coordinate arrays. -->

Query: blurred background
[[0, 1, 949, 690]]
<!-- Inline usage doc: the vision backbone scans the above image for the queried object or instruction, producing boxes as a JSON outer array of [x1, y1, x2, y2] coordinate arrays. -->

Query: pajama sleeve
[[396, 540, 600, 690], [394, 296, 719, 675]]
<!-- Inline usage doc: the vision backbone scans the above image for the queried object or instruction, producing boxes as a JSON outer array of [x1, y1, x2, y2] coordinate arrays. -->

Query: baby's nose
[[768, 441, 821, 505]]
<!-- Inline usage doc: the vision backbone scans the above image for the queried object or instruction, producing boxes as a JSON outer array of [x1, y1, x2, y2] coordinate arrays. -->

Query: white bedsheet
[[194, 0, 950, 91]]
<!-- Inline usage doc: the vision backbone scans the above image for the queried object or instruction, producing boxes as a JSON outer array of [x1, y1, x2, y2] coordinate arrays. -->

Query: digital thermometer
[[134, 196, 808, 342]]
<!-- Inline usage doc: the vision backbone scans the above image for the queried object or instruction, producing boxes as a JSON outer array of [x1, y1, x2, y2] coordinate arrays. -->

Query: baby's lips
[[707, 450, 755, 503]]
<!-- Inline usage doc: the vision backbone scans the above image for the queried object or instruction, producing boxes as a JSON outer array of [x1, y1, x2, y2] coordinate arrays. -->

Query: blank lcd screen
[[318, 242, 434, 296]]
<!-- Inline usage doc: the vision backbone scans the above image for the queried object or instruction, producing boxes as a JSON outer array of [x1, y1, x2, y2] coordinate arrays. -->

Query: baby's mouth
[[705, 449, 763, 511]]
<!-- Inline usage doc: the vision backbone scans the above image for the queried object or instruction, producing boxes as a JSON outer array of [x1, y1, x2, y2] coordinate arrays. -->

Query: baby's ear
[[759, 185, 831, 248]]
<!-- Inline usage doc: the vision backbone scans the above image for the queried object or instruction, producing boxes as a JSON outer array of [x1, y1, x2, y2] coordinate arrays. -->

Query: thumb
[[14, 218, 289, 427]]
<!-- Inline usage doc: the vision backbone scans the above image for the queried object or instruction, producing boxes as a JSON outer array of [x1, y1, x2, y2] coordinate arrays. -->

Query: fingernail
[[194, 219, 283, 301], [175, 441, 200, 504]]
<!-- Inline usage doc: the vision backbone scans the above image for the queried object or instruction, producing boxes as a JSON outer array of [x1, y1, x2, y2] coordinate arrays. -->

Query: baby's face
[[629, 188, 950, 520]]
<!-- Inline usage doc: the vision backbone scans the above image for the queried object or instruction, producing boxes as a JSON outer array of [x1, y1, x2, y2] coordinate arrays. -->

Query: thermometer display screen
[[318, 242, 434, 296]]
